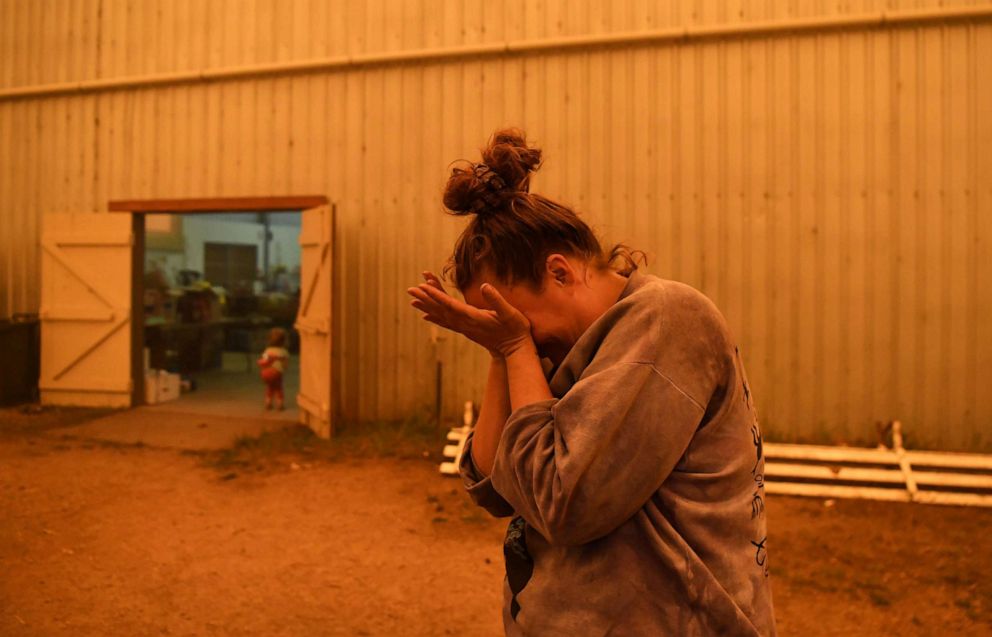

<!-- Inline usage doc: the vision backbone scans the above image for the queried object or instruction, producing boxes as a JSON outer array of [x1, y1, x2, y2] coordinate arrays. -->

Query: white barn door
[[40, 213, 133, 408], [295, 204, 334, 438]]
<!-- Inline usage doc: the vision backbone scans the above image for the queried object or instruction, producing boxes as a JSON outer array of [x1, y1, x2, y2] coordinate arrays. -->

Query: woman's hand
[[407, 272, 533, 358]]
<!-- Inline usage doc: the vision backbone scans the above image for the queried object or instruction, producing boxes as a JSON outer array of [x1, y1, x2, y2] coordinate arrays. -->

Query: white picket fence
[[439, 401, 475, 476], [764, 422, 992, 507], [441, 416, 992, 507]]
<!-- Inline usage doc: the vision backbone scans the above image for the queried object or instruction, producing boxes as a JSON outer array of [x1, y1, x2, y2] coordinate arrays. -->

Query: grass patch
[[204, 417, 446, 473], [460, 511, 489, 525], [867, 588, 892, 607], [954, 597, 973, 611]]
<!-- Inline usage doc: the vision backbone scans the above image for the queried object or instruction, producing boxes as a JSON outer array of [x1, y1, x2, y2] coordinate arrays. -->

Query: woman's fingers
[[409, 298, 433, 314], [407, 288, 448, 318], [410, 285, 466, 318], [410, 293, 450, 316], [419, 281, 469, 313], [407, 285, 440, 306], [480, 284, 517, 321], [409, 298, 447, 327], [422, 271, 446, 292], [410, 284, 479, 333], [408, 282, 451, 309], [410, 277, 509, 350]]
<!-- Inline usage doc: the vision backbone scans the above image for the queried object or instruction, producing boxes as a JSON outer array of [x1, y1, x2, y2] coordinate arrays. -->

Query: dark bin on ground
[[0, 315, 40, 406]]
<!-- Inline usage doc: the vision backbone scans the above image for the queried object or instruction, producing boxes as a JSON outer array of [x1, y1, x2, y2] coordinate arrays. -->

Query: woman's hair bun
[[483, 129, 542, 193], [443, 128, 543, 217]]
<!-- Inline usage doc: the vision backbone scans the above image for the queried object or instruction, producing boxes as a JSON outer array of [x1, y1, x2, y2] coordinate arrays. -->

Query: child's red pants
[[261, 367, 284, 404]]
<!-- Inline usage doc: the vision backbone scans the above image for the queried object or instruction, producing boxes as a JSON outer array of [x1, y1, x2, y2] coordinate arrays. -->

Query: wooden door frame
[[109, 196, 330, 408]]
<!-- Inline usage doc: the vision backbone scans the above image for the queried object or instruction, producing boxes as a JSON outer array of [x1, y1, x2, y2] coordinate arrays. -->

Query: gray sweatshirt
[[460, 271, 777, 636]]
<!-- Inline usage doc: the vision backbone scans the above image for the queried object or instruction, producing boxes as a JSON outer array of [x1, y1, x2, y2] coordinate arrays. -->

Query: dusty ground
[[1, 407, 990, 636]]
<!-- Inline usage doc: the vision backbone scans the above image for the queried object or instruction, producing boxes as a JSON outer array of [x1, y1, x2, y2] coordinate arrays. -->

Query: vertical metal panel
[[0, 2, 990, 450], [973, 23, 992, 450]]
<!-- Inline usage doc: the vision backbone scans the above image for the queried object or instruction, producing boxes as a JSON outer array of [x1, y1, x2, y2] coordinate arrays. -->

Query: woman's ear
[[545, 253, 574, 287]]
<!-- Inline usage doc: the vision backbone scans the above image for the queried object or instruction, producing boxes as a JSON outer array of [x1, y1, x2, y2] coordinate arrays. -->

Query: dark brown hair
[[442, 129, 643, 291], [268, 327, 287, 348]]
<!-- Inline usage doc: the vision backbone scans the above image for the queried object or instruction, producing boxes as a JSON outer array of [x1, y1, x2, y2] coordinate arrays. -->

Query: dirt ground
[[1, 407, 990, 636]]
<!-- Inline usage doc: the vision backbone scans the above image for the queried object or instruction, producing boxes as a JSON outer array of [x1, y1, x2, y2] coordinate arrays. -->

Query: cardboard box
[[157, 372, 180, 402], [144, 370, 181, 404], [144, 370, 159, 404]]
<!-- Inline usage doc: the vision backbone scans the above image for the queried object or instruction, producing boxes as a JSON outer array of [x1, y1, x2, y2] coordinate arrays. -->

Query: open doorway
[[142, 210, 302, 422], [38, 197, 334, 439]]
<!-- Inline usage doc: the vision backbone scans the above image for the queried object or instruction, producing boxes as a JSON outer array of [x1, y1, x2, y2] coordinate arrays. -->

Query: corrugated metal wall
[[1, 1, 990, 451]]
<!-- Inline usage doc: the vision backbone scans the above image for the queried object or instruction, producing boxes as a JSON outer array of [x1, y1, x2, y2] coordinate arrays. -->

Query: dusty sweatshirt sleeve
[[458, 431, 516, 518], [489, 358, 707, 546]]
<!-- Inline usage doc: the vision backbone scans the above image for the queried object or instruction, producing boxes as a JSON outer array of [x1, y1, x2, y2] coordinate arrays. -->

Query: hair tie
[[473, 163, 507, 192], [469, 164, 510, 214]]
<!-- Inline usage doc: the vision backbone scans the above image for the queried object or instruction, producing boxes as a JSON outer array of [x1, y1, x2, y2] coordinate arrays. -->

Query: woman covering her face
[[408, 130, 776, 637]]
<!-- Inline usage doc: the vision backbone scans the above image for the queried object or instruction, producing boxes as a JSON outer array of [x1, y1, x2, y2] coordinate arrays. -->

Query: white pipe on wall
[[1, 5, 991, 101]]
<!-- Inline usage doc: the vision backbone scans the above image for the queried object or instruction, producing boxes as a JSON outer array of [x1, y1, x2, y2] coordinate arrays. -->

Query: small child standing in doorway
[[257, 327, 289, 410]]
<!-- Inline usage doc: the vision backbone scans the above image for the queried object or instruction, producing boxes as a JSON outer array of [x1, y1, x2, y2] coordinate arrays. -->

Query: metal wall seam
[[5, 5, 992, 99]]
